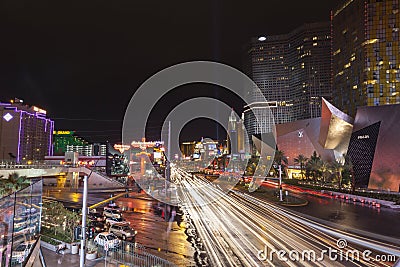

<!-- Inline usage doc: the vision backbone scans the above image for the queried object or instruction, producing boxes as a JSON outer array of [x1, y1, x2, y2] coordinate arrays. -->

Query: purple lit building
[[0, 99, 54, 163]]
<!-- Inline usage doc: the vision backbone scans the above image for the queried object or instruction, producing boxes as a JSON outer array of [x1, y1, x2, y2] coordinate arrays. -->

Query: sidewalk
[[41, 247, 116, 267]]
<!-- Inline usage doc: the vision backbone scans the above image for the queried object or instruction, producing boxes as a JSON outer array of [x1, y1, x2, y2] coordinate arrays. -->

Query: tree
[[330, 161, 344, 189], [306, 158, 320, 181], [42, 201, 81, 242], [294, 154, 308, 180], [306, 151, 322, 181], [64, 210, 81, 242], [274, 150, 288, 169], [42, 201, 66, 236], [319, 160, 331, 184], [343, 154, 355, 193], [0, 172, 30, 197]]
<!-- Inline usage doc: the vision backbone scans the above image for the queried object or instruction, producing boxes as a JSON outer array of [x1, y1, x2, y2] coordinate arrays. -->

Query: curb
[[280, 200, 309, 207]]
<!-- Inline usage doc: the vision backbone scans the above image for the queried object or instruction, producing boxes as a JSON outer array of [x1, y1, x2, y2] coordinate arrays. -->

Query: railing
[[0, 162, 63, 169], [97, 240, 176, 267], [91, 169, 126, 187]]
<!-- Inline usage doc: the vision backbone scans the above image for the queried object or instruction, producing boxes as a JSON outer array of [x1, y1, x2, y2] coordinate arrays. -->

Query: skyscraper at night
[[332, 0, 400, 116], [0, 99, 54, 162], [244, 22, 331, 138]]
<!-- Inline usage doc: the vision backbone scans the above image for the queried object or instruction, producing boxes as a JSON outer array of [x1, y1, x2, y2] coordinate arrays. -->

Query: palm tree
[[274, 150, 288, 169], [0, 179, 8, 197], [330, 161, 344, 189], [319, 160, 331, 184], [343, 154, 355, 193], [0, 172, 30, 197], [306, 158, 321, 181], [294, 154, 308, 180], [306, 151, 323, 182]]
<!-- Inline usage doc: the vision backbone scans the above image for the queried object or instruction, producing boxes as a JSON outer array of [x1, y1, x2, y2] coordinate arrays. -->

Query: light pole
[[79, 159, 99, 267], [79, 175, 88, 267], [279, 165, 283, 202]]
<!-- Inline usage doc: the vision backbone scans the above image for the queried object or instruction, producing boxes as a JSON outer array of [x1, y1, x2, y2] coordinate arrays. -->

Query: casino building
[[0, 99, 54, 163], [275, 98, 400, 192]]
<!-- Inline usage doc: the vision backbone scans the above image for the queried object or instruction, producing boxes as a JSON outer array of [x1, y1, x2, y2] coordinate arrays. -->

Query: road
[[287, 193, 400, 241], [43, 187, 117, 209], [114, 196, 196, 266], [174, 169, 400, 267], [259, 181, 400, 242]]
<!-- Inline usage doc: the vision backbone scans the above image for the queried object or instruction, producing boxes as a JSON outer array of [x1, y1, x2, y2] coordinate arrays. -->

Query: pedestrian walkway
[[41, 246, 115, 267]]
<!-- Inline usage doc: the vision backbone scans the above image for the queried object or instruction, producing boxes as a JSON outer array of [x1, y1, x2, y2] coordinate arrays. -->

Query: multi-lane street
[[43, 171, 400, 267], [174, 169, 400, 267]]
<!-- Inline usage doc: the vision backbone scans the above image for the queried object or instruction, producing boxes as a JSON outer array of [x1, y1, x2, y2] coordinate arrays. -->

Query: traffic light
[[74, 226, 82, 240], [88, 227, 95, 239]]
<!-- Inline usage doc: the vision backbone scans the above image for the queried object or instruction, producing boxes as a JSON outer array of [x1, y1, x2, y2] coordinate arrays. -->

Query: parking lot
[[88, 194, 196, 266]]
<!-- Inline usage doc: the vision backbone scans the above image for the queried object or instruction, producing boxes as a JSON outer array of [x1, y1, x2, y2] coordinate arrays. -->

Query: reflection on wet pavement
[[115, 195, 196, 267], [288, 193, 400, 239]]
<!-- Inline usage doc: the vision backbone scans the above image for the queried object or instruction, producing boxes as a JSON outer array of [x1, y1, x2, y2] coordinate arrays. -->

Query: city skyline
[[1, 1, 400, 267]]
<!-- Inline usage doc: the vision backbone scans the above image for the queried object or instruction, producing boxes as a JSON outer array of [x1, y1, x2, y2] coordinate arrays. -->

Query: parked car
[[108, 223, 137, 241], [103, 209, 122, 219], [88, 212, 105, 222], [90, 221, 107, 233], [11, 240, 36, 263], [105, 217, 127, 226], [94, 232, 121, 248], [104, 203, 122, 212]]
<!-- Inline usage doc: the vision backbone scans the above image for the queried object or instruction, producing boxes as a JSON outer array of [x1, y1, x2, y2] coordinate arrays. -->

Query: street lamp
[[279, 165, 283, 202]]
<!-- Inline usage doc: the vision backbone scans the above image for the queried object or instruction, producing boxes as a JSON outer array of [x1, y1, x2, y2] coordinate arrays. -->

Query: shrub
[[41, 235, 62, 246]]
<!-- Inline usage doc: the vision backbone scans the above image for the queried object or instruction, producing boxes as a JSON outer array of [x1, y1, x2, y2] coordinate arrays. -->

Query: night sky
[[0, 0, 342, 143]]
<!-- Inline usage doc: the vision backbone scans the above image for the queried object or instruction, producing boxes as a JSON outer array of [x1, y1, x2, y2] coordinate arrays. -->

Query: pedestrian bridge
[[0, 164, 124, 188]]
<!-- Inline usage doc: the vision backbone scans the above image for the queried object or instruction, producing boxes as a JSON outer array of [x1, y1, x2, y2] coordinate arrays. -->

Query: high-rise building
[[54, 130, 107, 156], [0, 99, 54, 162], [227, 109, 239, 155], [332, 0, 400, 116], [244, 22, 332, 138], [66, 143, 107, 156], [227, 110, 248, 157], [53, 130, 89, 155]]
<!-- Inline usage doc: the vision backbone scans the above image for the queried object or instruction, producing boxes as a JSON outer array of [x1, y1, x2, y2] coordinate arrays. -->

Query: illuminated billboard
[[106, 143, 130, 176]]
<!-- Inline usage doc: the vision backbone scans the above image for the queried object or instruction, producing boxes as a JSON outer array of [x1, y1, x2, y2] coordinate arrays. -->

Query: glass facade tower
[[244, 22, 332, 137], [332, 0, 400, 116]]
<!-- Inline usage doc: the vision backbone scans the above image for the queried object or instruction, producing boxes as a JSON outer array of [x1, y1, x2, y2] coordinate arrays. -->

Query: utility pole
[[80, 175, 88, 267]]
